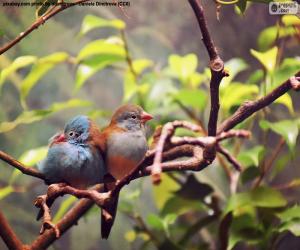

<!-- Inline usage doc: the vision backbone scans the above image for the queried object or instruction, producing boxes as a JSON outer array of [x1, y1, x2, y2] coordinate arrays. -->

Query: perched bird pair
[[38, 104, 153, 238]]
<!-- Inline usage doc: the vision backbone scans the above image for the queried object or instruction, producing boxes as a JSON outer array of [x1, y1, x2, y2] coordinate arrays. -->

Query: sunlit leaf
[[0, 99, 91, 133], [132, 59, 153, 75], [146, 214, 164, 231], [259, 119, 299, 152], [123, 71, 150, 102], [0, 186, 14, 200], [272, 57, 300, 88], [0, 110, 52, 133], [9, 146, 48, 184], [168, 54, 198, 84], [278, 218, 300, 237], [77, 38, 125, 62], [221, 58, 248, 88], [53, 196, 77, 222], [152, 173, 180, 209], [20, 52, 69, 103], [282, 15, 300, 26], [258, 25, 297, 51], [0, 56, 37, 91], [172, 89, 207, 110], [75, 54, 124, 91], [274, 93, 294, 115], [221, 83, 259, 112], [276, 205, 300, 222], [50, 98, 92, 112], [250, 47, 278, 73], [79, 15, 125, 36]]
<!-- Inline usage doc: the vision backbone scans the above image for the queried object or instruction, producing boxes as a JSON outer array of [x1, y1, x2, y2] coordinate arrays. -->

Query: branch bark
[[218, 72, 300, 133], [0, 211, 24, 250], [187, 0, 228, 136], [0, 0, 93, 55]]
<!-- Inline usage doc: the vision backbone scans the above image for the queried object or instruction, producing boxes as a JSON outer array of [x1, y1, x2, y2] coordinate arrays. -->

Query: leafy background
[[0, 1, 300, 249]]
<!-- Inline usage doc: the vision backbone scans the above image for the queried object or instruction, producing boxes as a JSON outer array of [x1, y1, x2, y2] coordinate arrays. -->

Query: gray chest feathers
[[107, 130, 148, 163]]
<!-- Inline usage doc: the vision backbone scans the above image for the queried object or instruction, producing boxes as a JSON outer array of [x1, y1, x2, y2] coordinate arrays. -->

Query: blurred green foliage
[[1, 2, 300, 250]]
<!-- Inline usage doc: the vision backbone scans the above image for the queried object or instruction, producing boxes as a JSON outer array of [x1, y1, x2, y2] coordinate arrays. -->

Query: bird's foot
[[34, 194, 60, 238]]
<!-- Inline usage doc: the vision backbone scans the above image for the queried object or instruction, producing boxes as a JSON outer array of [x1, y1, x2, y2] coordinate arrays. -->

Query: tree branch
[[0, 211, 24, 250], [218, 73, 300, 133], [0, 0, 93, 55], [187, 0, 228, 136], [0, 151, 45, 180]]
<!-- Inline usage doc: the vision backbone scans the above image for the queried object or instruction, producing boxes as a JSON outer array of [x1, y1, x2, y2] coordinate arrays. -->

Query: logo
[[269, 1, 298, 15]]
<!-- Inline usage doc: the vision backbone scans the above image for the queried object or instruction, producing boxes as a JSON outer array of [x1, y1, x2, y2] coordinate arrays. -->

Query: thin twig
[[0, 150, 45, 180], [218, 73, 300, 133], [253, 137, 285, 188], [0, 0, 93, 55]]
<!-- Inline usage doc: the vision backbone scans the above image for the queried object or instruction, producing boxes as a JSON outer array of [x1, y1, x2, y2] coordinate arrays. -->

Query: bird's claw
[[34, 194, 60, 238], [40, 221, 60, 238]]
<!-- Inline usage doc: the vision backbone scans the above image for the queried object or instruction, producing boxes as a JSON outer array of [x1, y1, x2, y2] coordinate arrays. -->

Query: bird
[[98, 104, 153, 238], [37, 115, 106, 219]]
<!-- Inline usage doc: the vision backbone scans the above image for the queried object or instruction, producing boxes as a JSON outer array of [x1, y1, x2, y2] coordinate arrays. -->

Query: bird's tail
[[101, 192, 119, 239]]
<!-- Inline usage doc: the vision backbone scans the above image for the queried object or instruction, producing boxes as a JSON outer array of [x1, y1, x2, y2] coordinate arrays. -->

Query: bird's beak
[[55, 133, 66, 143], [141, 111, 153, 123]]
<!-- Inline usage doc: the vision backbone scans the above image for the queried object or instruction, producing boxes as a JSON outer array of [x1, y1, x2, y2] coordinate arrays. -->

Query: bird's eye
[[68, 131, 76, 137], [131, 115, 137, 119]]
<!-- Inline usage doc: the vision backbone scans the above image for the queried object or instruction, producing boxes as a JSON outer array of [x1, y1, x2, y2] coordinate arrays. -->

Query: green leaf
[[257, 26, 277, 51], [225, 186, 287, 215], [274, 93, 294, 115], [75, 55, 124, 91], [0, 99, 91, 133], [282, 15, 300, 26], [132, 59, 153, 75], [50, 98, 92, 112], [238, 146, 265, 168], [53, 196, 77, 222], [270, 154, 292, 180], [36, 0, 58, 17], [0, 186, 14, 200], [221, 83, 259, 112], [152, 173, 180, 209], [250, 47, 278, 73], [161, 196, 205, 216], [276, 205, 300, 222], [0, 56, 37, 90], [20, 52, 68, 103], [172, 89, 207, 110], [240, 167, 260, 184], [123, 71, 150, 102], [79, 15, 125, 36], [168, 54, 198, 84], [162, 213, 177, 237], [279, 219, 300, 236], [9, 146, 48, 184], [0, 110, 52, 133], [146, 214, 164, 231], [272, 57, 300, 88], [259, 119, 299, 152], [77, 38, 125, 62], [221, 58, 248, 88]]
